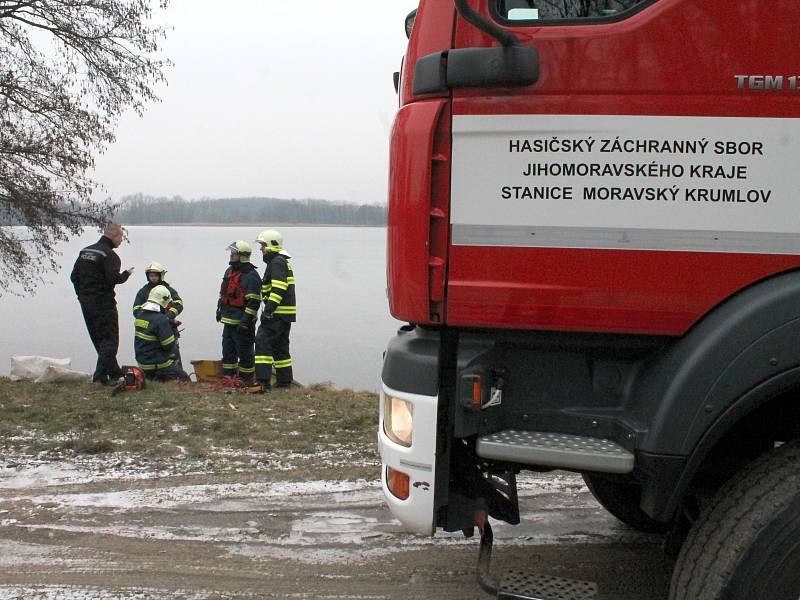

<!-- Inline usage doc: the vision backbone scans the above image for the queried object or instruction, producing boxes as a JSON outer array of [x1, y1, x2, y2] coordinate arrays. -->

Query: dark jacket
[[261, 251, 296, 322], [70, 236, 130, 304], [134, 308, 177, 370], [217, 262, 261, 326], [133, 281, 183, 318]]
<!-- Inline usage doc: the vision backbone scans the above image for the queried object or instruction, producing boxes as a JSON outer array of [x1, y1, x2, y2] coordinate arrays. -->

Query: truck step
[[476, 430, 634, 474], [499, 571, 599, 600]]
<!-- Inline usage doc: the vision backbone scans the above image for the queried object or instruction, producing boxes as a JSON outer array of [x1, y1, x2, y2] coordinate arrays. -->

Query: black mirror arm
[[454, 0, 519, 47]]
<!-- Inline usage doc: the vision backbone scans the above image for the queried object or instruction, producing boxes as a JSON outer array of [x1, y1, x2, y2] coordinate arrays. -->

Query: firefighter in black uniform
[[134, 285, 190, 381], [133, 262, 184, 366], [254, 229, 296, 391], [70, 223, 134, 385], [216, 240, 261, 386]]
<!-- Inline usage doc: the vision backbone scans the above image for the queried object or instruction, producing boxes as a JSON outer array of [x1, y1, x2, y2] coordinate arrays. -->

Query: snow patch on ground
[[0, 454, 208, 491], [0, 444, 379, 493], [9, 480, 379, 511], [0, 540, 111, 570], [0, 586, 247, 600]]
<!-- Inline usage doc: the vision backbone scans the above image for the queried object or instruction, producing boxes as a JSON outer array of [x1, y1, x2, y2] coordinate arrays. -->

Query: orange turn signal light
[[387, 466, 410, 500], [472, 374, 483, 410]]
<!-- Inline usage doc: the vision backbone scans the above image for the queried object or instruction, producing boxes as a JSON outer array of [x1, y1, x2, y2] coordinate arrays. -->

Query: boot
[[250, 380, 270, 394]]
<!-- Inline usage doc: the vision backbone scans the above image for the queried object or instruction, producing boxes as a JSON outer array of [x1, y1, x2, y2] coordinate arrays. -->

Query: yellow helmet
[[147, 284, 172, 308], [227, 240, 252, 263], [256, 229, 283, 252]]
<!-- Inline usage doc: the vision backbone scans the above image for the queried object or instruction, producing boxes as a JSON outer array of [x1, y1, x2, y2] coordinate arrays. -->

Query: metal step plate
[[476, 430, 634, 474], [499, 571, 599, 600]]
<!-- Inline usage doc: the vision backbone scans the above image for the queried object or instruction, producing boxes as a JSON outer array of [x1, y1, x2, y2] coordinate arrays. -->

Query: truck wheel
[[582, 473, 669, 534], [669, 440, 800, 600]]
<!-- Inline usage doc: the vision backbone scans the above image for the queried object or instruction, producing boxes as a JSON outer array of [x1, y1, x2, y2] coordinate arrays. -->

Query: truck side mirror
[[413, 46, 539, 95]]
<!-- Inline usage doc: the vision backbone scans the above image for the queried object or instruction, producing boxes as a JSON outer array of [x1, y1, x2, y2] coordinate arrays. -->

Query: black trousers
[[221, 323, 255, 383], [145, 363, 191, 382], [255, 318, 292, 387], [79, 300, 123, 383]]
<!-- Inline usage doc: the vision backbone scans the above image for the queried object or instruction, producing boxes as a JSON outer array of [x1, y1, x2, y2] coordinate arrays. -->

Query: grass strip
[[0, 379, 380, 479]]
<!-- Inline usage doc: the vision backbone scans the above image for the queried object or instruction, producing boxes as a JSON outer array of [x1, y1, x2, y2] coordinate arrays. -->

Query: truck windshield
[[498, 0, 652, 21]]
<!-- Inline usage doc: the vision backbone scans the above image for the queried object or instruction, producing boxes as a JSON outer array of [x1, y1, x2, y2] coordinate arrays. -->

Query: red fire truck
[[378, 1, 800, 598]]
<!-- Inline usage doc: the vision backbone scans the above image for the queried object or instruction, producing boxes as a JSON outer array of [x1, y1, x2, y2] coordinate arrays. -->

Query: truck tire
[[582, 473, 669, 534], [669, 440, 800, 600]]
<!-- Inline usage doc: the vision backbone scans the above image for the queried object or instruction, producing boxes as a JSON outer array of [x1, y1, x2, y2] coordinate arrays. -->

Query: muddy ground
[[0, 455, 674, 600]]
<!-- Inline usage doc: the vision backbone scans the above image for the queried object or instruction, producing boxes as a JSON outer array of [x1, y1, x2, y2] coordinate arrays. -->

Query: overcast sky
[[93, 1, 419, 205]]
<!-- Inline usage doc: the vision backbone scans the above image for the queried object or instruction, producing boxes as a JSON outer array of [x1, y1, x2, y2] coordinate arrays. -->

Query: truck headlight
[[384, 395, 413, 447]]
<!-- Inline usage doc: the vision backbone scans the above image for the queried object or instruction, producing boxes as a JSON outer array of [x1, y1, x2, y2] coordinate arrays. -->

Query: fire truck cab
[[379, 1, 800, 598]]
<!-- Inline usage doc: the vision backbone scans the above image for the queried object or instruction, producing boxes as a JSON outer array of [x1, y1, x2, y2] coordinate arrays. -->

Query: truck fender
[[632, 269, 800, 515]]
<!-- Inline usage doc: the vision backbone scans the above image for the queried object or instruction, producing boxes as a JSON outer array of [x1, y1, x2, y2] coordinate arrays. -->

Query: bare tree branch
[[0, 0, 170, 294]]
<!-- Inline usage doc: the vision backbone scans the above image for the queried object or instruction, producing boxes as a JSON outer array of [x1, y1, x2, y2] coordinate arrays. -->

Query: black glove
[[215, 309, 222, 323], [261, 312, 273, 323], [237, 320, 252, 334]]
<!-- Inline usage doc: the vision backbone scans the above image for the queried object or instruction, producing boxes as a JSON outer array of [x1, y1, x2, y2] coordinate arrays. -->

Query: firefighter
[[134, 285, 190, 381], [216, 240, 261, 386], [70, 223, 135, 386], [132, 262, 184, 366], [253, 229, 296, 391]]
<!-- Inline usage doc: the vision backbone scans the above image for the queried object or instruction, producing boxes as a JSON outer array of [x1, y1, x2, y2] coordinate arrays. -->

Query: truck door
[[447, 0, 800, 336]]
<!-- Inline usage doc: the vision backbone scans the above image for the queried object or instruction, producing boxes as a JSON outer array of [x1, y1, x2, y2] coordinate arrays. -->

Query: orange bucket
[[190, 359, 224, 382]]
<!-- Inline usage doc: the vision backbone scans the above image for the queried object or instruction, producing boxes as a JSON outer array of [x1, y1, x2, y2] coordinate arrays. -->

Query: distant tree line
[[0, 195, 388, 227], [112, 194, 387, 226]]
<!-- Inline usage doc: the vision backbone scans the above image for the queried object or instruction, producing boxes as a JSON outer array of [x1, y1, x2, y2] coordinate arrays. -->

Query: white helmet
[[147, 284, 172, 308], [227, 240, 252, 263], [145, 262, 166, 280], [256, 229, 283, 252]]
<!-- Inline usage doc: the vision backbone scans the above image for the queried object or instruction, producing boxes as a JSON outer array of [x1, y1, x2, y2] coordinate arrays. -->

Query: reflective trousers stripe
[[254, 356, 273, 364], [138, 359, 174, 371]]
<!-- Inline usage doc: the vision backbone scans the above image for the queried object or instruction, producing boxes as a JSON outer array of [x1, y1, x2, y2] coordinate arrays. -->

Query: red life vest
[[220, 269, 246, 308]]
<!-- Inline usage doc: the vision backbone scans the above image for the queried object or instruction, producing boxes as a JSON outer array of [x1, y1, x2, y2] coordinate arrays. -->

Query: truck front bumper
[[378, 382, 439, 536]]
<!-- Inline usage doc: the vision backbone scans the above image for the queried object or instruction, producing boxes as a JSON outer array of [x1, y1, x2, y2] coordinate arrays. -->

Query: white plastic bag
[[9, 356, 89, 383], [35, 365, 90, 383]]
